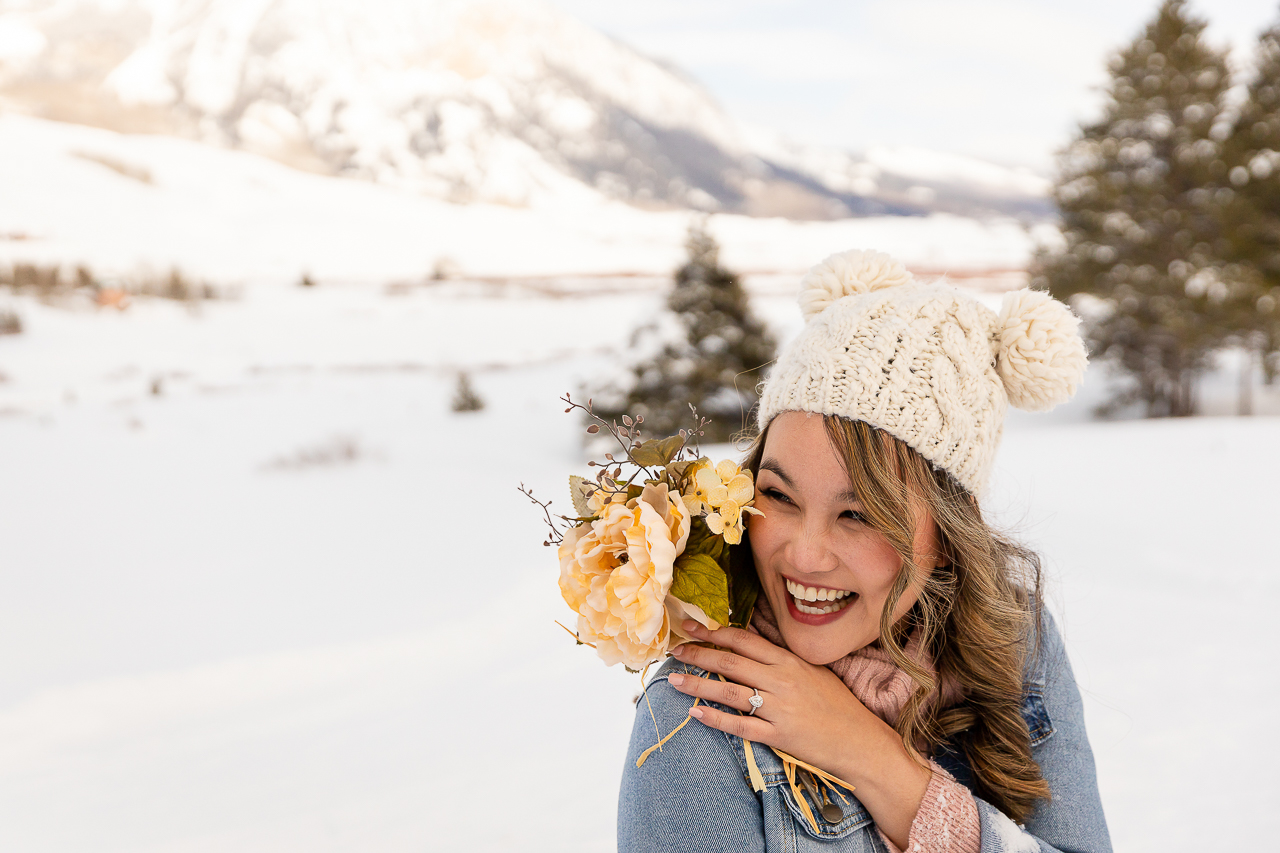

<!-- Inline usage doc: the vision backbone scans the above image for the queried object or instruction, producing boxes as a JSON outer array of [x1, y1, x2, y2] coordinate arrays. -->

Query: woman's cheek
[[747, 510, 783, 568]]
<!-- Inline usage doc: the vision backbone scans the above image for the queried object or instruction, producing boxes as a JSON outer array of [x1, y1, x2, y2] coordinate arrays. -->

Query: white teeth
[[785, 579, 854, 603], [794, 596, 853, 616]]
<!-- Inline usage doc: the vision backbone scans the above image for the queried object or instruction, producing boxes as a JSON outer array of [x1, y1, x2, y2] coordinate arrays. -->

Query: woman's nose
[[784, 523, 840, 574]]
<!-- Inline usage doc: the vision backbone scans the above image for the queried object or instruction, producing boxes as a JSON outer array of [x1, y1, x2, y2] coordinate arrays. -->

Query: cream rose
[[561, 484, 691, 669], [558, 501, 634, 651]]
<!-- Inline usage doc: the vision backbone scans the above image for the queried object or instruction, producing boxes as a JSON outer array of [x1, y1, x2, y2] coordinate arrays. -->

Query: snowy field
[[0, 274, 1277, 852]]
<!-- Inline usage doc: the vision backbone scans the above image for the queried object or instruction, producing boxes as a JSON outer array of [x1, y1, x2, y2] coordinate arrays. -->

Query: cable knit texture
[[752, 595, 980, 852], [757, 249, 1087, 495], [797, 249, 914, 319], [995, 289, 1088, 412]]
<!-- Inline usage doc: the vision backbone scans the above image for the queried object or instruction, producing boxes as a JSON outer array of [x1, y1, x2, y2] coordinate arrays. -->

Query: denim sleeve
[[974, 610, 1113, 853], [618, 661, 765, 853]]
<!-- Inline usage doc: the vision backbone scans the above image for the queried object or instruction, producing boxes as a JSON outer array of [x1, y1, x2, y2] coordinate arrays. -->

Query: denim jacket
[[618, 611, 1112, 852]]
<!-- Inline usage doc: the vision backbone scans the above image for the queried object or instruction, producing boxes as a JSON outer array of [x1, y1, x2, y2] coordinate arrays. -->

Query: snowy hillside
[[0, 114, 1050, 281], [0, 0, 1050, 219]]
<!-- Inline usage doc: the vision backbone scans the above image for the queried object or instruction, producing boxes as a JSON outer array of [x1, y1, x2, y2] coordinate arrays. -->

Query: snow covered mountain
[[0, 0, 1050, 219]]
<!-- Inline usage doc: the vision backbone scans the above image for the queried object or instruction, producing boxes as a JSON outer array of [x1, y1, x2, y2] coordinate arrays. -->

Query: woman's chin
[[776, 595, 874, 665], [786, 640, 848, 667]]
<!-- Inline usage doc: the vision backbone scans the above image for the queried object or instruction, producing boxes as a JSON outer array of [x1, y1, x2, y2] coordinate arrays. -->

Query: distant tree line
[[1034, 0, 1280, 416]]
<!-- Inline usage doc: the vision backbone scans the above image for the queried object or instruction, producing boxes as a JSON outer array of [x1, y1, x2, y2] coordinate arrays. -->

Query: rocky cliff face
[[0, 0, 1050, 219]]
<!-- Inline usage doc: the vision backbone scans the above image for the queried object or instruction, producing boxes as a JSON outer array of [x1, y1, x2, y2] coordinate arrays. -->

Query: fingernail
[[682, 620, 699, 632], [668, 674, 684, 686], [671, 645, 685, 657], [688, 707, 704, 719]]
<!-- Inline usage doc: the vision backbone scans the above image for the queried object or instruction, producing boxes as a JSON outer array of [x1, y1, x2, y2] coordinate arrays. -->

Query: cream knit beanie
[[756, 249, 1088, 495]]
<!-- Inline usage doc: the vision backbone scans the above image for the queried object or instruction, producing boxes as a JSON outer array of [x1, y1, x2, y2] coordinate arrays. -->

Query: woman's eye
[[761, 487, 792, 505], [841, 510, 865, 522]]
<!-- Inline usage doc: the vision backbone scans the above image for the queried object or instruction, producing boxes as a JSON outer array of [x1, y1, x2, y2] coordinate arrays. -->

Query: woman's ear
[[933, 533, 956, 570]]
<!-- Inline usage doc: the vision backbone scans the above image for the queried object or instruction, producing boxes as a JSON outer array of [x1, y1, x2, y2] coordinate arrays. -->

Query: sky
[[546, 0, 1280, 171]]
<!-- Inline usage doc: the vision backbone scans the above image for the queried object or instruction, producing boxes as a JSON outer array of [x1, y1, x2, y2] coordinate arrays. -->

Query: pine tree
[[1221, 19, 1280, 388], [602, 219, 776, 442], [1032, 0, 1236, 416]]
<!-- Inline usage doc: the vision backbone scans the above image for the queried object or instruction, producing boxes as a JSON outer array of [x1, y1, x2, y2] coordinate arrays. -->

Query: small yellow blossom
[[715, 459, 740, 481], [679, 461, 709, 516], [705, 499, 745, 544], [681, 458, 761, 546], [719, 500, 741, 525], [725, 473, 754, 506]]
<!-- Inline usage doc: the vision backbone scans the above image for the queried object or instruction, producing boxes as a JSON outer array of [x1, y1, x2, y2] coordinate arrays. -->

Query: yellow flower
[[694, 462, 721, 495], [694, 461, 755, 508], [715, 459, 740, 482], [681, 460, 715, 516], [705, 499, 745, 545], [681, 459, 760, 547], [686, 458, 762, 545], [562, 484, 691, 669], [724, 473, 754, 506]]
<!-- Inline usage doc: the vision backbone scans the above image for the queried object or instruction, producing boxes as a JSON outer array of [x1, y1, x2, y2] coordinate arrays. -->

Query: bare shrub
[[260, 436, 366, 471], [432, 256, 462, 281], [131, 268, 213, 301], [1, 262, 222, 303], [0, 308, 21, 335], [3, 263, 65, 296], [451, 372, 484, 412], [71, 151, 154, 184]]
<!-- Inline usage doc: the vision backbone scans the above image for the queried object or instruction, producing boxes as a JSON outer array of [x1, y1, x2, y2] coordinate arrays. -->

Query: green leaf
[[631, 435, 685, 468], [683, 518, 726, 562], [670, 553, 731, 627], [568, 475, 593, 518], [658, 435, 686, 463]]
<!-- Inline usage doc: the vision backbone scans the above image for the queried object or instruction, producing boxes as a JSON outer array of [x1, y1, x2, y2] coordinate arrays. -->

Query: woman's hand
[[667, 620, 932, 848]]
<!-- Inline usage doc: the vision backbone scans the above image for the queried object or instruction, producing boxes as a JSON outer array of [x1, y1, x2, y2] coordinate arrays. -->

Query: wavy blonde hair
[[741, 415, 1051, 822]]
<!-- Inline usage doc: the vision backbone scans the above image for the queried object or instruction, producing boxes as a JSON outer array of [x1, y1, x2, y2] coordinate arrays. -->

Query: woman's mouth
[[784, 578, 856, 621]]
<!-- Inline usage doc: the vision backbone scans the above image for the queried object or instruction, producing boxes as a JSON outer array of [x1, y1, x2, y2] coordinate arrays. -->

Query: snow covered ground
[[0, 276, 1276, 852]]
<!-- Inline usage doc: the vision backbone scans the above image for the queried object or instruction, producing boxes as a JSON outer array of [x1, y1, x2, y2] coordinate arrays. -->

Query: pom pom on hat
[[798, 249, 914, 320], [995, 289, 1088, 412]]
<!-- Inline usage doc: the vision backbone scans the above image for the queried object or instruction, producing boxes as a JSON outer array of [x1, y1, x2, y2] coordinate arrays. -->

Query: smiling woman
[[747, 414, 948, 662], [618, 250, 1110, 852]]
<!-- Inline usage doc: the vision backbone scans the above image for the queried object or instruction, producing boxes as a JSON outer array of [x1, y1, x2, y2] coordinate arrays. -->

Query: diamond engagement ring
[[748, 688, 764, 716]]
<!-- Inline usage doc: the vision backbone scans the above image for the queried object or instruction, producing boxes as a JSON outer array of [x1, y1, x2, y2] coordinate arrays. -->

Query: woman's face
[[747, 412, 942, 665]]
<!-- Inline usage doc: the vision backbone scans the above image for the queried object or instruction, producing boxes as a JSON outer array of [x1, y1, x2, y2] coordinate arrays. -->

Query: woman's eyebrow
[[758, 459, 794, 488], [761, 459, 862, 504]]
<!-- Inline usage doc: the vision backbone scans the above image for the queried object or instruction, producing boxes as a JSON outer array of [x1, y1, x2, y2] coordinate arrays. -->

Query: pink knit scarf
[[750, 595, 964, 727]]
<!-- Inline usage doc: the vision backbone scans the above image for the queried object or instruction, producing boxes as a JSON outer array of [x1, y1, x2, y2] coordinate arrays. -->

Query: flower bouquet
[[523, 396, 859, 832], [521, 394, 762, 673]]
